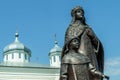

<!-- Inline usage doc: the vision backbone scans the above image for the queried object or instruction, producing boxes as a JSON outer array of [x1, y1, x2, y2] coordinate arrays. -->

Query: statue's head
[[68, 38, 80, 50], [71, 6, 84, 18], [71, 6, 86, 25], [62, 37, 80, 58]]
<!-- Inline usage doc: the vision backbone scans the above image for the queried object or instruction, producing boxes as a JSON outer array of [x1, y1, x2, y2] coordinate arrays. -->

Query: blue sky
[[0, 0, 120, 79]]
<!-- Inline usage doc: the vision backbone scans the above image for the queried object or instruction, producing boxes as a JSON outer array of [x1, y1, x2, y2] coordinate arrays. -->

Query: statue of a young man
[[61, 6, 109, 80]]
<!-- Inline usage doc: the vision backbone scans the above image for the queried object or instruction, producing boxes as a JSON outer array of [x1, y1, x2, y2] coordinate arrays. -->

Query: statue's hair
[[71, 6, 87, 25]]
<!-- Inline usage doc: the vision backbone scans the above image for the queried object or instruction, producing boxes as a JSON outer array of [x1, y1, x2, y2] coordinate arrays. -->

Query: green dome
[[3, 32, 31, 54]]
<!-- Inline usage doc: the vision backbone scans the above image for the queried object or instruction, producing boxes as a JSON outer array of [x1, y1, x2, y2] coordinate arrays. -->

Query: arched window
[[53, 56, 56, 62], [25, 54, 27, 60], [19, 53, 21, 58], [12, 53, 14, 59], [6, 55, 8, 60]]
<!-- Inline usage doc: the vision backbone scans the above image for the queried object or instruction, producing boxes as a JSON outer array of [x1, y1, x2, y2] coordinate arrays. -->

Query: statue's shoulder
[[86, 25, 94, 29], [68, 23, 87, 29], [84, 25, 91, 29], [67, 23, 76, 29], [62, 52, 91, 64], [62, 53, 71, 60], [61, 53, 71, 63], [84, 25, 93, 32]]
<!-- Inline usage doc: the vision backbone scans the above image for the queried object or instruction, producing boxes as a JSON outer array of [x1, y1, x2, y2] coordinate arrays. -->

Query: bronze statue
[[60, 6, 109, 80], [60, 38, 109, 80]]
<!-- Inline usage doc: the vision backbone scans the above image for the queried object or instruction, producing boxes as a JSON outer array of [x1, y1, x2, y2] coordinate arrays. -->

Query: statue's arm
[[60, 63, 68, 80], [89, 63, 109, 79], [86, 27, 100, 53]]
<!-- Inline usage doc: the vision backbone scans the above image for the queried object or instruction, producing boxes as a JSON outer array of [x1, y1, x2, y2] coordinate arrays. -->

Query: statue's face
[[75, 9, 84, 20], [70, 39, 80, 49]]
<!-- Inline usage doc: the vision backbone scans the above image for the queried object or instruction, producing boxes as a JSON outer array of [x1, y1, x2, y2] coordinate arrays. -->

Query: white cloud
[[104, 57, 120, 76]]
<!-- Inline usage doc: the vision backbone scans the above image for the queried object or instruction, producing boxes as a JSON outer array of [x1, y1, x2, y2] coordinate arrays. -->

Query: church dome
[[49, 35, 62, 67], [50, 41, 62, 53], [49, 35, 62, 56], [3, 32, 31, 54]]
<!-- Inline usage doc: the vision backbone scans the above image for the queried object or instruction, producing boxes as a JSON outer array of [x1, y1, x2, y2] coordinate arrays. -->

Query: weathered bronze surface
[[60, 6, 109, 80]]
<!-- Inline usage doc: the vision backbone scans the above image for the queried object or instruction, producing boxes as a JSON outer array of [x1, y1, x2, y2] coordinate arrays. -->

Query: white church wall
[[0, 72, 60, 80], [0, 66, 60, 80]]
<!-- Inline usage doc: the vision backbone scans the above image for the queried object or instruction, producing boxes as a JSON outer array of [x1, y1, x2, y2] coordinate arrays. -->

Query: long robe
[[60, 51, 103, 80], [62, 23, 104, 80]]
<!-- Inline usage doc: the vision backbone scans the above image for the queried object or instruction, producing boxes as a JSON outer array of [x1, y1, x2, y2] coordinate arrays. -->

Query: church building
[[0, 32, 62, 80]]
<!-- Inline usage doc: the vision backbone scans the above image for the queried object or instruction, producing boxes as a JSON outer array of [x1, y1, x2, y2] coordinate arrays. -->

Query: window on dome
[[12, 53, 14, 59], [59, 56, 61, 61], [53, 56, 56, 62], [25, 54, 27, 60], [19, 53, 21, 58], [6, 55, 8, 60]]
